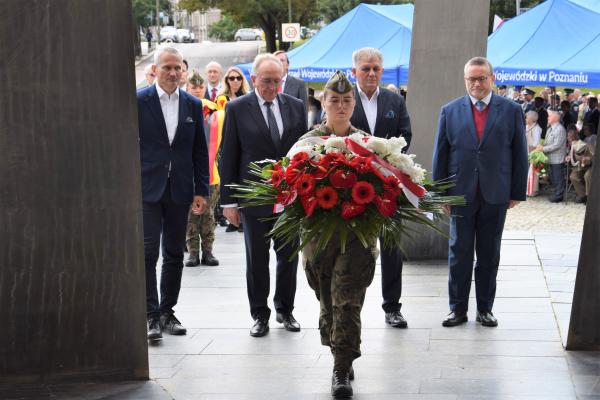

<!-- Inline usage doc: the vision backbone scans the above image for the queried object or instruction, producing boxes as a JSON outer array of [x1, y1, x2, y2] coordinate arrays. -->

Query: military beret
[[325, 70, 353, 94], [514, 85, 523, 91], [564, 88, 574, 94], [187, 70, 204, 86], [522, 88, 535, 96], [497, 85, 507, 89]]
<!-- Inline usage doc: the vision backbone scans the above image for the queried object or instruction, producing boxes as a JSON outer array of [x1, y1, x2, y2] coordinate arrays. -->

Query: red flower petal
[[271, 170, 285, 188], [316, 186, 339, 209], [374, 193, 397, 217], [340, 201, 366, 220], [276, 189, 297, 206], [291, 152, 310, 165], [351, 181, 376, 204], [285, 166, 303, 185], [329, 169, 358, 189], [295, 174, 316, 196], [301, 194, 317, 217]]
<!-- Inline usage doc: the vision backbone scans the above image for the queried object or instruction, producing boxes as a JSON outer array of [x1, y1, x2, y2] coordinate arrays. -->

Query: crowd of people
[[137, 46, 586, 398], [500, 85, 598, 203]]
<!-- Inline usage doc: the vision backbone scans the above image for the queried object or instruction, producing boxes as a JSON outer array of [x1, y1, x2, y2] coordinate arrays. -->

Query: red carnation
[[383, 175, 402, 196], [301, 194, 317, 217], [285, 166, 303, 185], [271, 169, 285, 188], [329, 169, 357, 189], [295, 174, 315, 195], [374, 192, 397, 217], [276, 188, 297, 206], [291, 151, 310, 165], [350, 156, 373, 173], [340, 201, 366, 220], [351, 181, 376, 204], [316, 186, 339, 209]]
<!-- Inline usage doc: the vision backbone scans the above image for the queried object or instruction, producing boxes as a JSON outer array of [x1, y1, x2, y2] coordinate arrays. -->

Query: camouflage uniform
[[186, 184, 219, 254], [303, 230, 378, 371]]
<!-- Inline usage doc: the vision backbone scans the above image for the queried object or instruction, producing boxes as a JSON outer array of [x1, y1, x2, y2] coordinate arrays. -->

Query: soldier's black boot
[[331, 369, 352, 398], [185, 252, 200, 267], [201, 252, 219, 266]]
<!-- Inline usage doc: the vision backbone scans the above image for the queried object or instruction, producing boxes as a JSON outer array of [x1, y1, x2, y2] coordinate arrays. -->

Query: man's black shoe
[[476, 310, 498, 327], [250, 318, 269, 337], [225, 224, 238, 232], [147, 319, 162, 341], [160, 313, 187, 335], [331, 369, 353, 398], [217, 217, 229, 227], [575, 196, 587, 204], [201, 252, 219, 266], [238, 223, 244, 233], [549, 197, 563, 203], [385, 310, 408, 328], [185, 252, 200, 267], [442, 311, 468, 327], [276, 312, 301, 332]]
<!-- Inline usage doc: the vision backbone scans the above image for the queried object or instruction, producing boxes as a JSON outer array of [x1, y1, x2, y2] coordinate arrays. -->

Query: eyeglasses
[[465, 76, 489, 84], [227, 76, 243, 81], [259, 78, 282, 86]]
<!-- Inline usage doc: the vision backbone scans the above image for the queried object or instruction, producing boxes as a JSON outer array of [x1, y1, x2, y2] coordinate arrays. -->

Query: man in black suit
[[220, 54, 308, 337], [204, 61, 223, 102], [350, 47, 412, 329], [274, 50, 308, 107], [138, 47, 209, 341]]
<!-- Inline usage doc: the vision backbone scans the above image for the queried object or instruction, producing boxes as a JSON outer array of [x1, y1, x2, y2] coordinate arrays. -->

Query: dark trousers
[[448, 192, 507, 313], [379, 241, 403, 313], [548, 163, 565, 200], [143, 182, 190, 320], [241, 212, 298, 320]]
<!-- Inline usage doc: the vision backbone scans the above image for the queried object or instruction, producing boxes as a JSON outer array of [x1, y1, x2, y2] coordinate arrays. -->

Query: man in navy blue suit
[[138, 47, 209, 341], [432, 57, 528, 328]]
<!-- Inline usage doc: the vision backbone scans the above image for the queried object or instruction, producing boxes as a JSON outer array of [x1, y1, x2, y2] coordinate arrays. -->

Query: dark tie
[[476, 100, 486, 111], [264, 101, 281, 150]]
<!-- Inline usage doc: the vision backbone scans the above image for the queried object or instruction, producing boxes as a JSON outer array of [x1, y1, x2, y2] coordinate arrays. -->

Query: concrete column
[[567, 141, 600, 350], [0, 1, 148, 381], [403, 0, 490, 259]]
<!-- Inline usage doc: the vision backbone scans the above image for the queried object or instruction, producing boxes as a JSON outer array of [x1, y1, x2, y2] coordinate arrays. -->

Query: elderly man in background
[[273, 50, 308, 107], [204, 61, 223, 102], [537, 110, 567, 203], [137, 64, 156, 90]]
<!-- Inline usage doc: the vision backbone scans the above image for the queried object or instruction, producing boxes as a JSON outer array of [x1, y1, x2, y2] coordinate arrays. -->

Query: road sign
[[282, 23, 301, 42]]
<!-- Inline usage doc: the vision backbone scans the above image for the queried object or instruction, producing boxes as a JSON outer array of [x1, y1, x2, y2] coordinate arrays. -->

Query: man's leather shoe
[[147, 319, 162, 340], [442, 311, 468, 327], [385, 310, 408, 328], [276, 312, 301, 332], [238, 223, 244, 233], [250, 318, 269, 337], [331, 369, 352, 398], [225, 224, 237, 232], [160, 313, 187, 335], [201, 252, 219, 266], [349, 365, 354, 381], [185, 252, 200, 267], [549, 197, 563, 203], [575, 196, 587, 204], [476, 310, 498, 327]]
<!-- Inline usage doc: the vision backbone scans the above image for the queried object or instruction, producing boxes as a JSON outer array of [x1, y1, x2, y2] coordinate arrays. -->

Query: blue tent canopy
[[488, 0, 600, 88], [237, 4, 413, 86]]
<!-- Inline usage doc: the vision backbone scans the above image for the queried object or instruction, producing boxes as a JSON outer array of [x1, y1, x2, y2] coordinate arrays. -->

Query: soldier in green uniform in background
[[300, 71, 378, 399]]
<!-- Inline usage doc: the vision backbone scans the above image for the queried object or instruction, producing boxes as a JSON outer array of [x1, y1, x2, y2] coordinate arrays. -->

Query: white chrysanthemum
[[364, 136, 390, 156], [347, 133, 368, 149], [407, 164, 426, 183], [324, 136, 348, 152], [388, 136, 407, 152], [287, 137, 325, 158], [387, 152, 414, 172]]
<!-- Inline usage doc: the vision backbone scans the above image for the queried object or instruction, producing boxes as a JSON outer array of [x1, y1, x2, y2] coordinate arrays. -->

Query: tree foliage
[[489, 0, 543, 33], [133, 0, 171, 28], [209, 14, 238, 42], [319, 0, 413, 23], [178, 0, 319, 52]]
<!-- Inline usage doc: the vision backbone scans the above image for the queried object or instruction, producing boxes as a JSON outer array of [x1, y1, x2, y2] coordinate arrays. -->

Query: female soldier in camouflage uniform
[[300, 71, 378, 398]]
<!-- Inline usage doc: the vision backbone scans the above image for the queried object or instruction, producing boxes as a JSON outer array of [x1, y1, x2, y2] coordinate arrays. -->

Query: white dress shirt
[[155, 83, 179, 145], [358, 85, 379, 134], [255, 89, 284, 136], [468, 91, 493, 109]]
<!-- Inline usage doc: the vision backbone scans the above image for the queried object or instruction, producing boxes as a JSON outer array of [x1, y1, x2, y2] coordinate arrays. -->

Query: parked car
[[177, 28, 195, 43], [160, 26, 178, 42], [234, 28, 263, 41]]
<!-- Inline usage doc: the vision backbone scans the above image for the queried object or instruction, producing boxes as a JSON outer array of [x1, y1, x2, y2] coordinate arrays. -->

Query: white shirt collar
[[469, 91, 492, 106], [156, 83, 179, 100], [255, 89, 278, 106], [357, 85, 379, 101]]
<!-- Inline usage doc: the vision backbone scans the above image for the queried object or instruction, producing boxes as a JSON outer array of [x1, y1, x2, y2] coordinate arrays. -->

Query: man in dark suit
[[138, 47, 209, 341], [220, 54, 307, 337], [432, 56, 528, 328], [274, 50, 308, 107], [204, 61, 223, 102], [349, 47, 412, 329]]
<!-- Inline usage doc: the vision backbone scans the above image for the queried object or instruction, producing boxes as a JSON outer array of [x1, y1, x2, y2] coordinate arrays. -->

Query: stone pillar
[[567, 141, 600, 350], [404, 0, 490, 259], [0, 1, 148, 381]]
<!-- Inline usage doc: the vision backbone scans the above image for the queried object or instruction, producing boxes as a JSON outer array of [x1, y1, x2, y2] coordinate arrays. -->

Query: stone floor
[[3, 198, 598, 399]]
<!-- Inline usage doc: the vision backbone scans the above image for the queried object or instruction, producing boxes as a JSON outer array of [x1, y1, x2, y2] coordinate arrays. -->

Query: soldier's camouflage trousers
[[303, 231, 378, 371], [186, 185, 219, 254]]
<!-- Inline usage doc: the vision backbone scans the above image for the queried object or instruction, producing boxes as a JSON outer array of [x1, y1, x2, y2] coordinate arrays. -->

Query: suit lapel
[[462, 96, 479, 145], [353, 88, 370, 134], [278, 94, 292, 144], [145, 86, 169, 144], [479, 94, 500, 148], [374, 90, 386, 135], [283, 76, 292, 95]]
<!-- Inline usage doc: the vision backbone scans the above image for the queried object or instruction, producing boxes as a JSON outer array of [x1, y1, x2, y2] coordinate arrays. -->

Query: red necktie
[[211, 87, 217, 102]]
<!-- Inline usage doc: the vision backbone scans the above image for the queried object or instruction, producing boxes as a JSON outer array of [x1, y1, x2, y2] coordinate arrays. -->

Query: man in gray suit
[[274, 50, 308, 107], [537, 110, 567, 202]]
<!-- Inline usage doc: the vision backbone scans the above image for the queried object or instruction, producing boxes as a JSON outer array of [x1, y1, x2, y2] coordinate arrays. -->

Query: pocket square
[[185, 116, 194, 123], [384, 110, 395, 119]]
